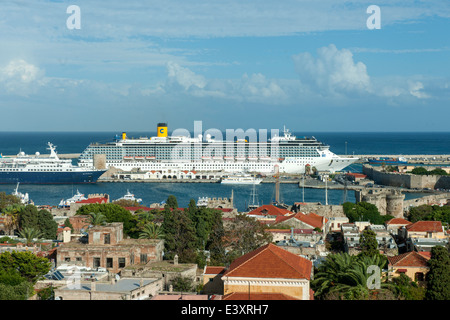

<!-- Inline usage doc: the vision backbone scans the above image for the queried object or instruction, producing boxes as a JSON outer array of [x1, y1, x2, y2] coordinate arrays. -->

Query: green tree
[[0, 192, 21, 212], [166, 195, 179, 209], [88, 211, 107, 226], [37, 209, 58, 239], [139, 222, 162, 239], [76, 203, 138, 238], [161, 209, 198, 263], [312, 252, 391, 300], [0, 281, 34, 300], [358, 229, 381, 259], [343, 202, 393, 225], [18, 227, 43, 246], [18, 205, 39, 230], [411, 167, 429, 175], [426, 246, 450, 300], [225, 214, 272, 262], [169, 275, 194, 292], [0, 251, 51, 284], [312, 252, 356, 298], [64, 218, 74, 232], [206, 210, 226, 266], [390, 273, 426, 300], [429, 168, 447, 175]]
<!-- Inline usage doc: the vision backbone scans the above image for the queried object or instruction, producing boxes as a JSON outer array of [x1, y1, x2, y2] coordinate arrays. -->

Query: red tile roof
[[223, 243, 312, 280], [275, 212, 327, 229], [223, 292, 298, 300], [248, 205, 292, 217], [386, 218, 412, 225], [387, 251, 430, 268], [76, 197, 108, 204], [204, 266, 226, 275], [406, 221, 443, 233]]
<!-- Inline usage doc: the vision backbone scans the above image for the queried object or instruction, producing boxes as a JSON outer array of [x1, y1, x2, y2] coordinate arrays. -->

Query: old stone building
[[355, 188, 405, 218], [57, 222, 164, 274]]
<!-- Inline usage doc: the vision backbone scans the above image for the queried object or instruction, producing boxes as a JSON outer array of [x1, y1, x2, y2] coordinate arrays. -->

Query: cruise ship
[[78, 123, 358, 175], [0, 143, 107, 184]]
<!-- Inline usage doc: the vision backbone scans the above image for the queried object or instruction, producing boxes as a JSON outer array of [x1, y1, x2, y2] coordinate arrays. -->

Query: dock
[[4, 153, 449, 163]]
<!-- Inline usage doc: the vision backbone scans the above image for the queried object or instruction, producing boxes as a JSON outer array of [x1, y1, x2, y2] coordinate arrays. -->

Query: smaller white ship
[[11, 183, 32, 205], [58, 189, 87, 208], [115, 190, 142, 203], [221, 174, 263, 185]]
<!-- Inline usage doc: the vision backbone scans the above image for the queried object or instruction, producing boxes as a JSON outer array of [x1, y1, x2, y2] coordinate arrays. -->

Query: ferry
[[78, 122, 358, 175], [58, 189, 87, 208], [11, 183, 32, 205], [368, 157, 408, 165], [0, 142, 107, 184], [114, 190, 142, 203]]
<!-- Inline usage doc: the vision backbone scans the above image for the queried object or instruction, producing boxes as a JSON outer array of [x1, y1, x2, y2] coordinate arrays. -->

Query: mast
[[275, 165, 280, 204]]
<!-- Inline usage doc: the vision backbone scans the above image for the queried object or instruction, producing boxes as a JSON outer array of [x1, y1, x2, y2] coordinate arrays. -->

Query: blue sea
[[0, 131, 448, 211]]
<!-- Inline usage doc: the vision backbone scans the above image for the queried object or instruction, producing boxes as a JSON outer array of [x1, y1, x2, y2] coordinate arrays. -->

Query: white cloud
[[408, 81, 429, 99], [166, 61, 207, 91], [162, 62, 288, 103], [293, 44, 371, 95], [0, 59, 43, 95]]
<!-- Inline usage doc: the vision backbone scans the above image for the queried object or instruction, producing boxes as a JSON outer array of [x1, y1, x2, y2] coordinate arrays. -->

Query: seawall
[[362, 165, 450, 190]]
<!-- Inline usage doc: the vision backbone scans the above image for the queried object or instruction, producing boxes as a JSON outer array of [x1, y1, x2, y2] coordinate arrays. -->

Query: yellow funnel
[[122, 132, 127, 140], [157, 123, 168, 137]]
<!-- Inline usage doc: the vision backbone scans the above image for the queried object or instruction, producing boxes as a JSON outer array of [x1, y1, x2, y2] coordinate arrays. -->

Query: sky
[[0, 0, 449, 132]]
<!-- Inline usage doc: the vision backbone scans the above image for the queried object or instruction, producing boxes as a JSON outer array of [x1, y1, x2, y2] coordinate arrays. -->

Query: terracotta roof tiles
[[406, 221, 443, 233], [223, 243, 312, 280], [387, 251, 430, 268]]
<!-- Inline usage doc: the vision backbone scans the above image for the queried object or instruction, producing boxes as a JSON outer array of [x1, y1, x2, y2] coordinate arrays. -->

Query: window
[[415, 272, 425, 282], [140, 254, 148, 264], [64, 257, 71, 262], [104, 233, 110, 244], [93, 257, 101, 268], [119, 257, 126, 268], [106, 258, 113, 268]]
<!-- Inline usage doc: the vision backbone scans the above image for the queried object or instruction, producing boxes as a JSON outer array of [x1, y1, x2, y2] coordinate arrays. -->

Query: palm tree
[[312, 252, 392, 300], [18, 227, 43, 246], [139, 222, 162, 239], [88, 212, 106, 226], [2, 204, 23, 235], [312, 252, 356, 298]]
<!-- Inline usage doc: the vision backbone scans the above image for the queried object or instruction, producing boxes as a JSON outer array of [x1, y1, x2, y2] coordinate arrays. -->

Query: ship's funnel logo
[[157, 123, 168, 137]]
